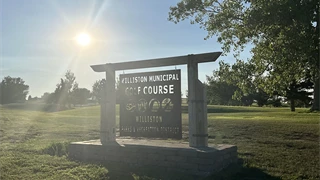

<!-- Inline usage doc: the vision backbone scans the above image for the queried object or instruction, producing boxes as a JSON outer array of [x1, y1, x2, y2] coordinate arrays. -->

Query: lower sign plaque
[[119, 69, 182, 139]]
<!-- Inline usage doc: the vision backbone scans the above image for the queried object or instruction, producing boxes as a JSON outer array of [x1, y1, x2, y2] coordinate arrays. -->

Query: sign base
[[69, 138, 237, 177]]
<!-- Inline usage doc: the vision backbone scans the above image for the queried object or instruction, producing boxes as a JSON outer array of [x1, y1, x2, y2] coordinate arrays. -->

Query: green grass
[[0, 104, 319, 179]]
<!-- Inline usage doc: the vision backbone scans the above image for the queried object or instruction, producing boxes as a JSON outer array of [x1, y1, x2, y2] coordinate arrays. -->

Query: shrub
[[42, 142, 69, 157]]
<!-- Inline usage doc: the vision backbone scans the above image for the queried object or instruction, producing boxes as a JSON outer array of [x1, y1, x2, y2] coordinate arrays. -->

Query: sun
[[76, 33, 91, 46]]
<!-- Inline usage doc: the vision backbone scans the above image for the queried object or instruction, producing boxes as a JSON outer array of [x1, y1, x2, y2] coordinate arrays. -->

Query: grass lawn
[[0, 103, 319, 179]]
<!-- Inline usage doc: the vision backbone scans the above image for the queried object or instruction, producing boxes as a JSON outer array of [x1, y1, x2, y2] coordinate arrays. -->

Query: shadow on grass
[[205, 159, 281, 180], [79, 161, 195, 180], [73, 158, 280, 180], [181, 106, 264, 113]]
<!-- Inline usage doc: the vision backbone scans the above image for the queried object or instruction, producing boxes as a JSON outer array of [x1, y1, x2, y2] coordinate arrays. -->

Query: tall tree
[[52, 78, 67, 106], [168, 0, 319, 111], [50, 70, 78, 108], [0, 76, 29, 104], [64, 71, 77, 108]]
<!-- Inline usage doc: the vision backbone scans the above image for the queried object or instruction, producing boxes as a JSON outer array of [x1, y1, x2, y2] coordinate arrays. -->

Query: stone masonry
[[68, 138, 237, 176]]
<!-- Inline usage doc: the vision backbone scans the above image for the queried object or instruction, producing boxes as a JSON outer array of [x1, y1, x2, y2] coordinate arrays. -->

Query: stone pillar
[[100, 68, 116, 145], [197, 79, 208, 146], [188, 56, 208, 147]]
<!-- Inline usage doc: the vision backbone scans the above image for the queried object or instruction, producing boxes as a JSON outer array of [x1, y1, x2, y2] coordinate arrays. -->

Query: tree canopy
[[0, 76, 29, 104], [169, 0, 319, 110]]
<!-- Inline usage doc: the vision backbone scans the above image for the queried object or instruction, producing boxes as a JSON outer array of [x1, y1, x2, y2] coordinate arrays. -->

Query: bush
[[42, 142, 69, 157]]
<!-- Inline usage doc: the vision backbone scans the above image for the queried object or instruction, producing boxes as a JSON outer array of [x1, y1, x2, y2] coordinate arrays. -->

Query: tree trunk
[[290, 99, 295, 112], [311, 12, 319, 111], [311, 77, 320, 111]]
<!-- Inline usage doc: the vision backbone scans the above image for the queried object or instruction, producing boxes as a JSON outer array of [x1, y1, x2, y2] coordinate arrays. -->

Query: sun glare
[[76, 33, 91, 46]]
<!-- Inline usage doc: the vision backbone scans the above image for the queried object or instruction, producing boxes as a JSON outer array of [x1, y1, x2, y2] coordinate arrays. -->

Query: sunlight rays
[[48, 0, 71, 25], [44, 0, 111, 91], [48, 0, 110, 48], [88, 0, 110, 29]]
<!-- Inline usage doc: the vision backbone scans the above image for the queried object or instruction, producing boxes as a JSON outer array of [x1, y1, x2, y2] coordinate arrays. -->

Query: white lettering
[[127, 85, 176, 95], [169, 85, 174, 94], [163, 85, 168, 94], [153, 86, 158, 94], [158, 86, 163, 94], [148, 86, 152, 94], [143, 86, 147, 94]]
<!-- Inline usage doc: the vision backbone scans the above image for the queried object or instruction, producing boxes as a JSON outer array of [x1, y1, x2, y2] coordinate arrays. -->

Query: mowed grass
[[0, 104, 319, 180]]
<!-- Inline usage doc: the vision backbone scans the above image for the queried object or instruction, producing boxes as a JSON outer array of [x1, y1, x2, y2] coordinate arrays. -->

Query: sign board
[[119, 69, 181, 139]]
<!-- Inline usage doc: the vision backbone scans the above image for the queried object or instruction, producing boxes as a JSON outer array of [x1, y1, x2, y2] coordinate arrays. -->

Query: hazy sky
[[1, 0, 251, 97]]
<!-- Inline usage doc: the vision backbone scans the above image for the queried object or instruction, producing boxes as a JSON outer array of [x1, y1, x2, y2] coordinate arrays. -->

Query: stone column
[[188, 56, 208, 147], [100, 67, 116, 145], [197, 79, 208, 146]]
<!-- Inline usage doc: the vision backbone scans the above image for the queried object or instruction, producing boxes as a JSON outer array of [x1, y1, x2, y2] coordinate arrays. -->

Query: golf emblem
[[126, 99, 136, 112], [149, 98, 161, 112], [137, 99, 148, 112], [162, 98, 173, 112]]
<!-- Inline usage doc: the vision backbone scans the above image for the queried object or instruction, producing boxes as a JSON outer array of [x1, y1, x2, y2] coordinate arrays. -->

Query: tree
[[168, 0, 319, 111], [41, 92, 50, 102], [207, 60, 273, 107], [63, 70, 77, 108], [92, 78, 120, 104], [206, 73, 241, 106], [50, 70, 78, 108], [92, 79, 106, 104], [267, 91, 282, 107], [285, 80, 313, 111], [240, 94, 254, 106], [70, 88, 91, 105], [52, 78, 67, 106], [45, 93, 56, 105], [0, 76, 29, 104], [252, 89, 269, 107]]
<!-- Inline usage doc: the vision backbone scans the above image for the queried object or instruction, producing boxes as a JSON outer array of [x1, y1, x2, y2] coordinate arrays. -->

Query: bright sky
[[1, 0, 251, 97]]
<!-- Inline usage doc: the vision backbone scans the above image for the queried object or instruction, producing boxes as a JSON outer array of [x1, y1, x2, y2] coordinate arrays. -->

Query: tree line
[[0, 70, 116, 109], [205, 61, 313, 111], [42, 70, 121, 109], [0, 68, 316, 112]]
